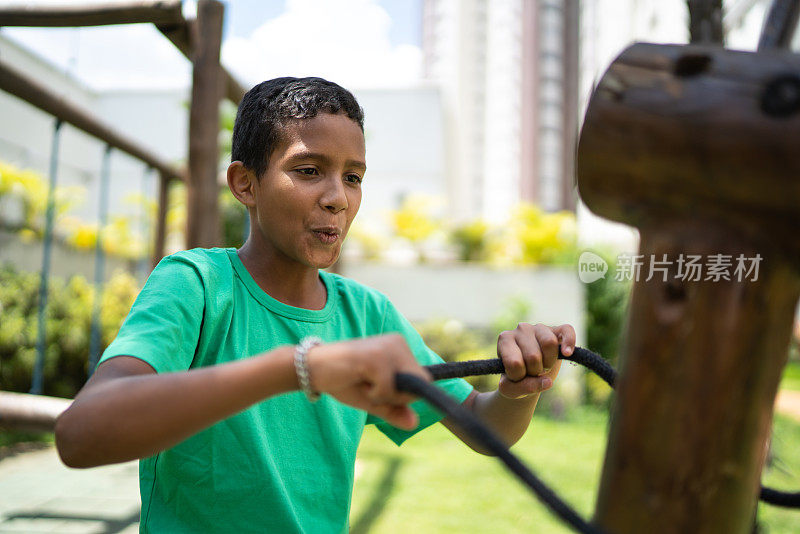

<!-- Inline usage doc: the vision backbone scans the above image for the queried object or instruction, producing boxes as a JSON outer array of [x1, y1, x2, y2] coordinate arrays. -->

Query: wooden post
[[152, 172, 169, 268], [186, 0, 224, 248], [687, 0, 725, 44], [578, 43, 800, 533]]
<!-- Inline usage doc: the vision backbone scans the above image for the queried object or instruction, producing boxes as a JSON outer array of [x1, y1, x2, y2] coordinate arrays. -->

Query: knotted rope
[[394, 347, 799, 534]]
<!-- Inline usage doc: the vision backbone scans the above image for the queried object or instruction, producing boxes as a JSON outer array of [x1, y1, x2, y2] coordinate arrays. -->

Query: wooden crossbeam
[[157, 21, 247, 104], [0, 1, 247, 105], [758, 0, 800, 50], [0, 0, 183, 27]]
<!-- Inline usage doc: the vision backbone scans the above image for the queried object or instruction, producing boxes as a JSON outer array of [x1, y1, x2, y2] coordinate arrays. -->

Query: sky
[[0, 0, 424, 91]]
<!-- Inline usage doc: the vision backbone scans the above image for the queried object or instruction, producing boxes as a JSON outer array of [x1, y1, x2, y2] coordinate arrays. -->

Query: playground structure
[[576, 0, 800, 531], [1, 1, 800, 533], [0, 0, 240, 392]]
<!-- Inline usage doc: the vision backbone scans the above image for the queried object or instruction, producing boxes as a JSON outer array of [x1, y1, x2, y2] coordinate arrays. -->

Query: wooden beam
[[0, 0, 183, 27], [687, 0, 725, 44], [156, 21, 192, 57], [0, 0, 247, 105], [578, 42, 800, 533], [0, 391, 71, 433], [157, 20, 248, 104], [225, 68, 248, 105], [0, 57, 184, 182], [186, 0, 224, 248], [758, 0, 800, 50]]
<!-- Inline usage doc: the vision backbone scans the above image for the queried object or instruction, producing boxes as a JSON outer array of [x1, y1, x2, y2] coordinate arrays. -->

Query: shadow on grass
[[351, 456, 404, 534], [2, 510, 138, 533]]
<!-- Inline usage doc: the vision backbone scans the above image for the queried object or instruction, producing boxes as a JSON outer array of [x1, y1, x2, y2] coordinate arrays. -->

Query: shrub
[[0, 161, 84, 235], [0, 265, 139, 398], [584, 255, 631, 405], [449, 220, 490, 262]]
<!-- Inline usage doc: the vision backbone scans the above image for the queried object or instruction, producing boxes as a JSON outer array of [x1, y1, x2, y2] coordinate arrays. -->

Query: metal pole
[[87, 144, 112, 377], [30, 118, 62, 395]]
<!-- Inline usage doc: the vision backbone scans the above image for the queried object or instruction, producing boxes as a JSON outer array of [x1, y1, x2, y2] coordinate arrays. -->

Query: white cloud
[[1, 0, 421, 91], [222, 0, 422, 90]]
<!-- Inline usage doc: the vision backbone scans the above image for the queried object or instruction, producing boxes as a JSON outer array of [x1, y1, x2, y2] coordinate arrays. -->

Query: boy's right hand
[[305, 334, 430, 430]]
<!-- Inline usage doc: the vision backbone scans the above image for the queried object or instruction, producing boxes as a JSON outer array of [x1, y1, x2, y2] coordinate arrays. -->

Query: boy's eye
[[296, 167, 318, 176], [345, 174, 363, 184]]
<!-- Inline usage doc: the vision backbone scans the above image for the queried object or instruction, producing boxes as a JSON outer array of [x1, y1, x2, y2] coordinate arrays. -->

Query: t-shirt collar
[[226, 248, 337, 323]]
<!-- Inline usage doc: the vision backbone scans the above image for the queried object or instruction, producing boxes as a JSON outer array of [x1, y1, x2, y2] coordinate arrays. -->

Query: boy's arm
[[55, 334, 429, 468], [441, 323, 576, 455]]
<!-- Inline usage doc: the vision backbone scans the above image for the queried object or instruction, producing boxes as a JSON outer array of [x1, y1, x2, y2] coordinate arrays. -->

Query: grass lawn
[[351, 406, 800, 533], [780, 361, 800, 392], [0, 430, 52, 450]]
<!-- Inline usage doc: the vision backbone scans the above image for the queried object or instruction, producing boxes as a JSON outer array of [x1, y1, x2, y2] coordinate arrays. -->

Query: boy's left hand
[[496, 323, 576, 400]]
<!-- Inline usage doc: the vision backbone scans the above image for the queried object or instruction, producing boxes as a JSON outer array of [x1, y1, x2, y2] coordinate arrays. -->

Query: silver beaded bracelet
[[294, 336, 322, 402]]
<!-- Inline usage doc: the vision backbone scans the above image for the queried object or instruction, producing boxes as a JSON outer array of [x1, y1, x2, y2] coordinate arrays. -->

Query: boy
[[55, 77, 576, 533]]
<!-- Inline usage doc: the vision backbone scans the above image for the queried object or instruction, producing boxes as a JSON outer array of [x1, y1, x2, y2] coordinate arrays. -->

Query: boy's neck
[[236, 241, 327, 311]]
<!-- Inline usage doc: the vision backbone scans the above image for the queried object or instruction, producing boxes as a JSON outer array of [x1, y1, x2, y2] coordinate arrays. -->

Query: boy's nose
[[320, 176, 348, 213]]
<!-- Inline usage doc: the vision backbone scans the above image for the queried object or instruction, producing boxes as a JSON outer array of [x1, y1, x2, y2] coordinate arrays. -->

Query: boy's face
[[251, 112, 366, 269]]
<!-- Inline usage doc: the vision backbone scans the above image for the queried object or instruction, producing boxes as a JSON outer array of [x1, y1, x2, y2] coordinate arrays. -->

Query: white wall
[[0, 33, 187, 229], [343, 262, 584, 337], [354, 86, 447, 228]]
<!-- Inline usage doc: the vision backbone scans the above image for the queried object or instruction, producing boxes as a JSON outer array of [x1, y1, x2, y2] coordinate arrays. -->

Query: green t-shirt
[[98, 247, 473, 533]]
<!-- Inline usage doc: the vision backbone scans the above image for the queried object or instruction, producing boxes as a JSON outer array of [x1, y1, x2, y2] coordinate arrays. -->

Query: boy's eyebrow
[[287, 151, 367, 171]]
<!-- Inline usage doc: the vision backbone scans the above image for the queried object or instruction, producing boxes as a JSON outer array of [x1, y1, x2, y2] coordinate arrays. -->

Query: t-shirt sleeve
[[366, 299, 474, 446], [96, 255, 205, 374]]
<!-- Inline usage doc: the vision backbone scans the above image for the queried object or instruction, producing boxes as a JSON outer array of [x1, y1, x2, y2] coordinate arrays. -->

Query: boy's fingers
[[375, 404, 418, 430], [553, 324, 576, 356], [532, 323, 559, 372], [499, 375, 553, 399], [364, 363, 394, 404], [512, 324, 545, 376], [497, 331, 526, 381]]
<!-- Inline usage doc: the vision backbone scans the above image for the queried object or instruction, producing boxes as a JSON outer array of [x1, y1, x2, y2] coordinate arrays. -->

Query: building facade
[[422, 0, 580, 222]]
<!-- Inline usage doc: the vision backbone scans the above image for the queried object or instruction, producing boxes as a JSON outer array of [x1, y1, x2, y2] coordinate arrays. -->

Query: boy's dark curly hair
[[231, 77, 365, 178]]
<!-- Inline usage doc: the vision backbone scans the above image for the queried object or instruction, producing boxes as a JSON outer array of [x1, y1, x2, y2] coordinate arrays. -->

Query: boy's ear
[[227, 161, 257, 208]]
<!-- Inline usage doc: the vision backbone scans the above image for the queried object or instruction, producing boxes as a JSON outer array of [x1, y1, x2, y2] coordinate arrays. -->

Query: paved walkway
[[0, 446, 139, 533], [2, 391, 800, 534]]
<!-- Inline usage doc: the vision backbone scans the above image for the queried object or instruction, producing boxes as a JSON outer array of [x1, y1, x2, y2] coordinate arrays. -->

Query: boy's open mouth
[[311, 228, 340, 245]]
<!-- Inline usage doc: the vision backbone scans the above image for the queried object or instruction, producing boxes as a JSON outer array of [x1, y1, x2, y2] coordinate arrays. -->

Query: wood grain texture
[[186, 0, 224, 248], [578, 42, 800, 533], [0, 0, 183, 27], [579, 43, 800, 260]]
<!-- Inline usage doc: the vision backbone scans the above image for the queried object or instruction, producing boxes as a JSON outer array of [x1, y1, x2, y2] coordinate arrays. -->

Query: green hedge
[[0, 265, 138, 398]]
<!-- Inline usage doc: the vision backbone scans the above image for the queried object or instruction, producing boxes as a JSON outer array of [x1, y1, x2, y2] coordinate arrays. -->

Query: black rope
[[759, 488, 800, 507], [396, 372, 606, 534], [425, 347, 616, 388], [398, 345, 799, 534]]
